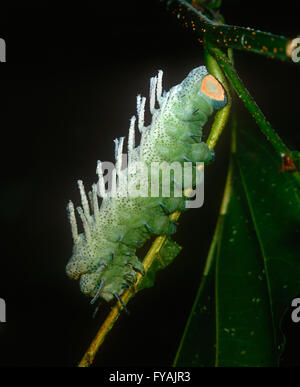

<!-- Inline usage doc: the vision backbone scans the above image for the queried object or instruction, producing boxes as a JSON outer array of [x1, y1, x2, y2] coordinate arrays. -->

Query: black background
[[0, 0, 299, 367]]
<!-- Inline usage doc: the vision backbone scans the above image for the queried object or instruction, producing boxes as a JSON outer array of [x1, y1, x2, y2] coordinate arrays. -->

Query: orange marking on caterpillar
[[201, 75, 225, 101]]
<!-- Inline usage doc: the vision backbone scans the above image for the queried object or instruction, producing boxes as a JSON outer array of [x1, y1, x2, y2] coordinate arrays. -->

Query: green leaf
[[137, 237, 182, 291], [215, 157, 276, 366], [174, 249, 217, 366], [174, 122, 300, 366], [236, 126, 300, 361]]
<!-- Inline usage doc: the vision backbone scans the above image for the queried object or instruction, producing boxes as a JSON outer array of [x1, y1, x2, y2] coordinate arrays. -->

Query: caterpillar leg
[[157, 142, 214, 164], [183, 142, 214, 163], [121, 226, 149, 247], [114, 293, 130, 315], [90, 279, 105, 305], [160, 197, 187, 214], [143, 206, 177, 235]]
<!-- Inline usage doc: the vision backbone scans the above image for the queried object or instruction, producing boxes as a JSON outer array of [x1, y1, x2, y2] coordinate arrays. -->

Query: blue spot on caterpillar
[[66, 66, 227, 306]]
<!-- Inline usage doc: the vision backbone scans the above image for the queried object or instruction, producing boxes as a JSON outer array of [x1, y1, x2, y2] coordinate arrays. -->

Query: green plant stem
[[167, 0, 298, 64], [205, 49, 232, 149], [207, 45, 290, 157]]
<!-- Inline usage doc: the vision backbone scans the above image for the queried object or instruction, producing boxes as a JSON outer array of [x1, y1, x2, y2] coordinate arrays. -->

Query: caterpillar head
[[170, 66, 227, 122], [200, 73, 227, 110]]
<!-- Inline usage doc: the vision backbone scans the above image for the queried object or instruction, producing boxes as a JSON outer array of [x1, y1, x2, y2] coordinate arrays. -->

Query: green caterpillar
[[66, 66, 227, 307]]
